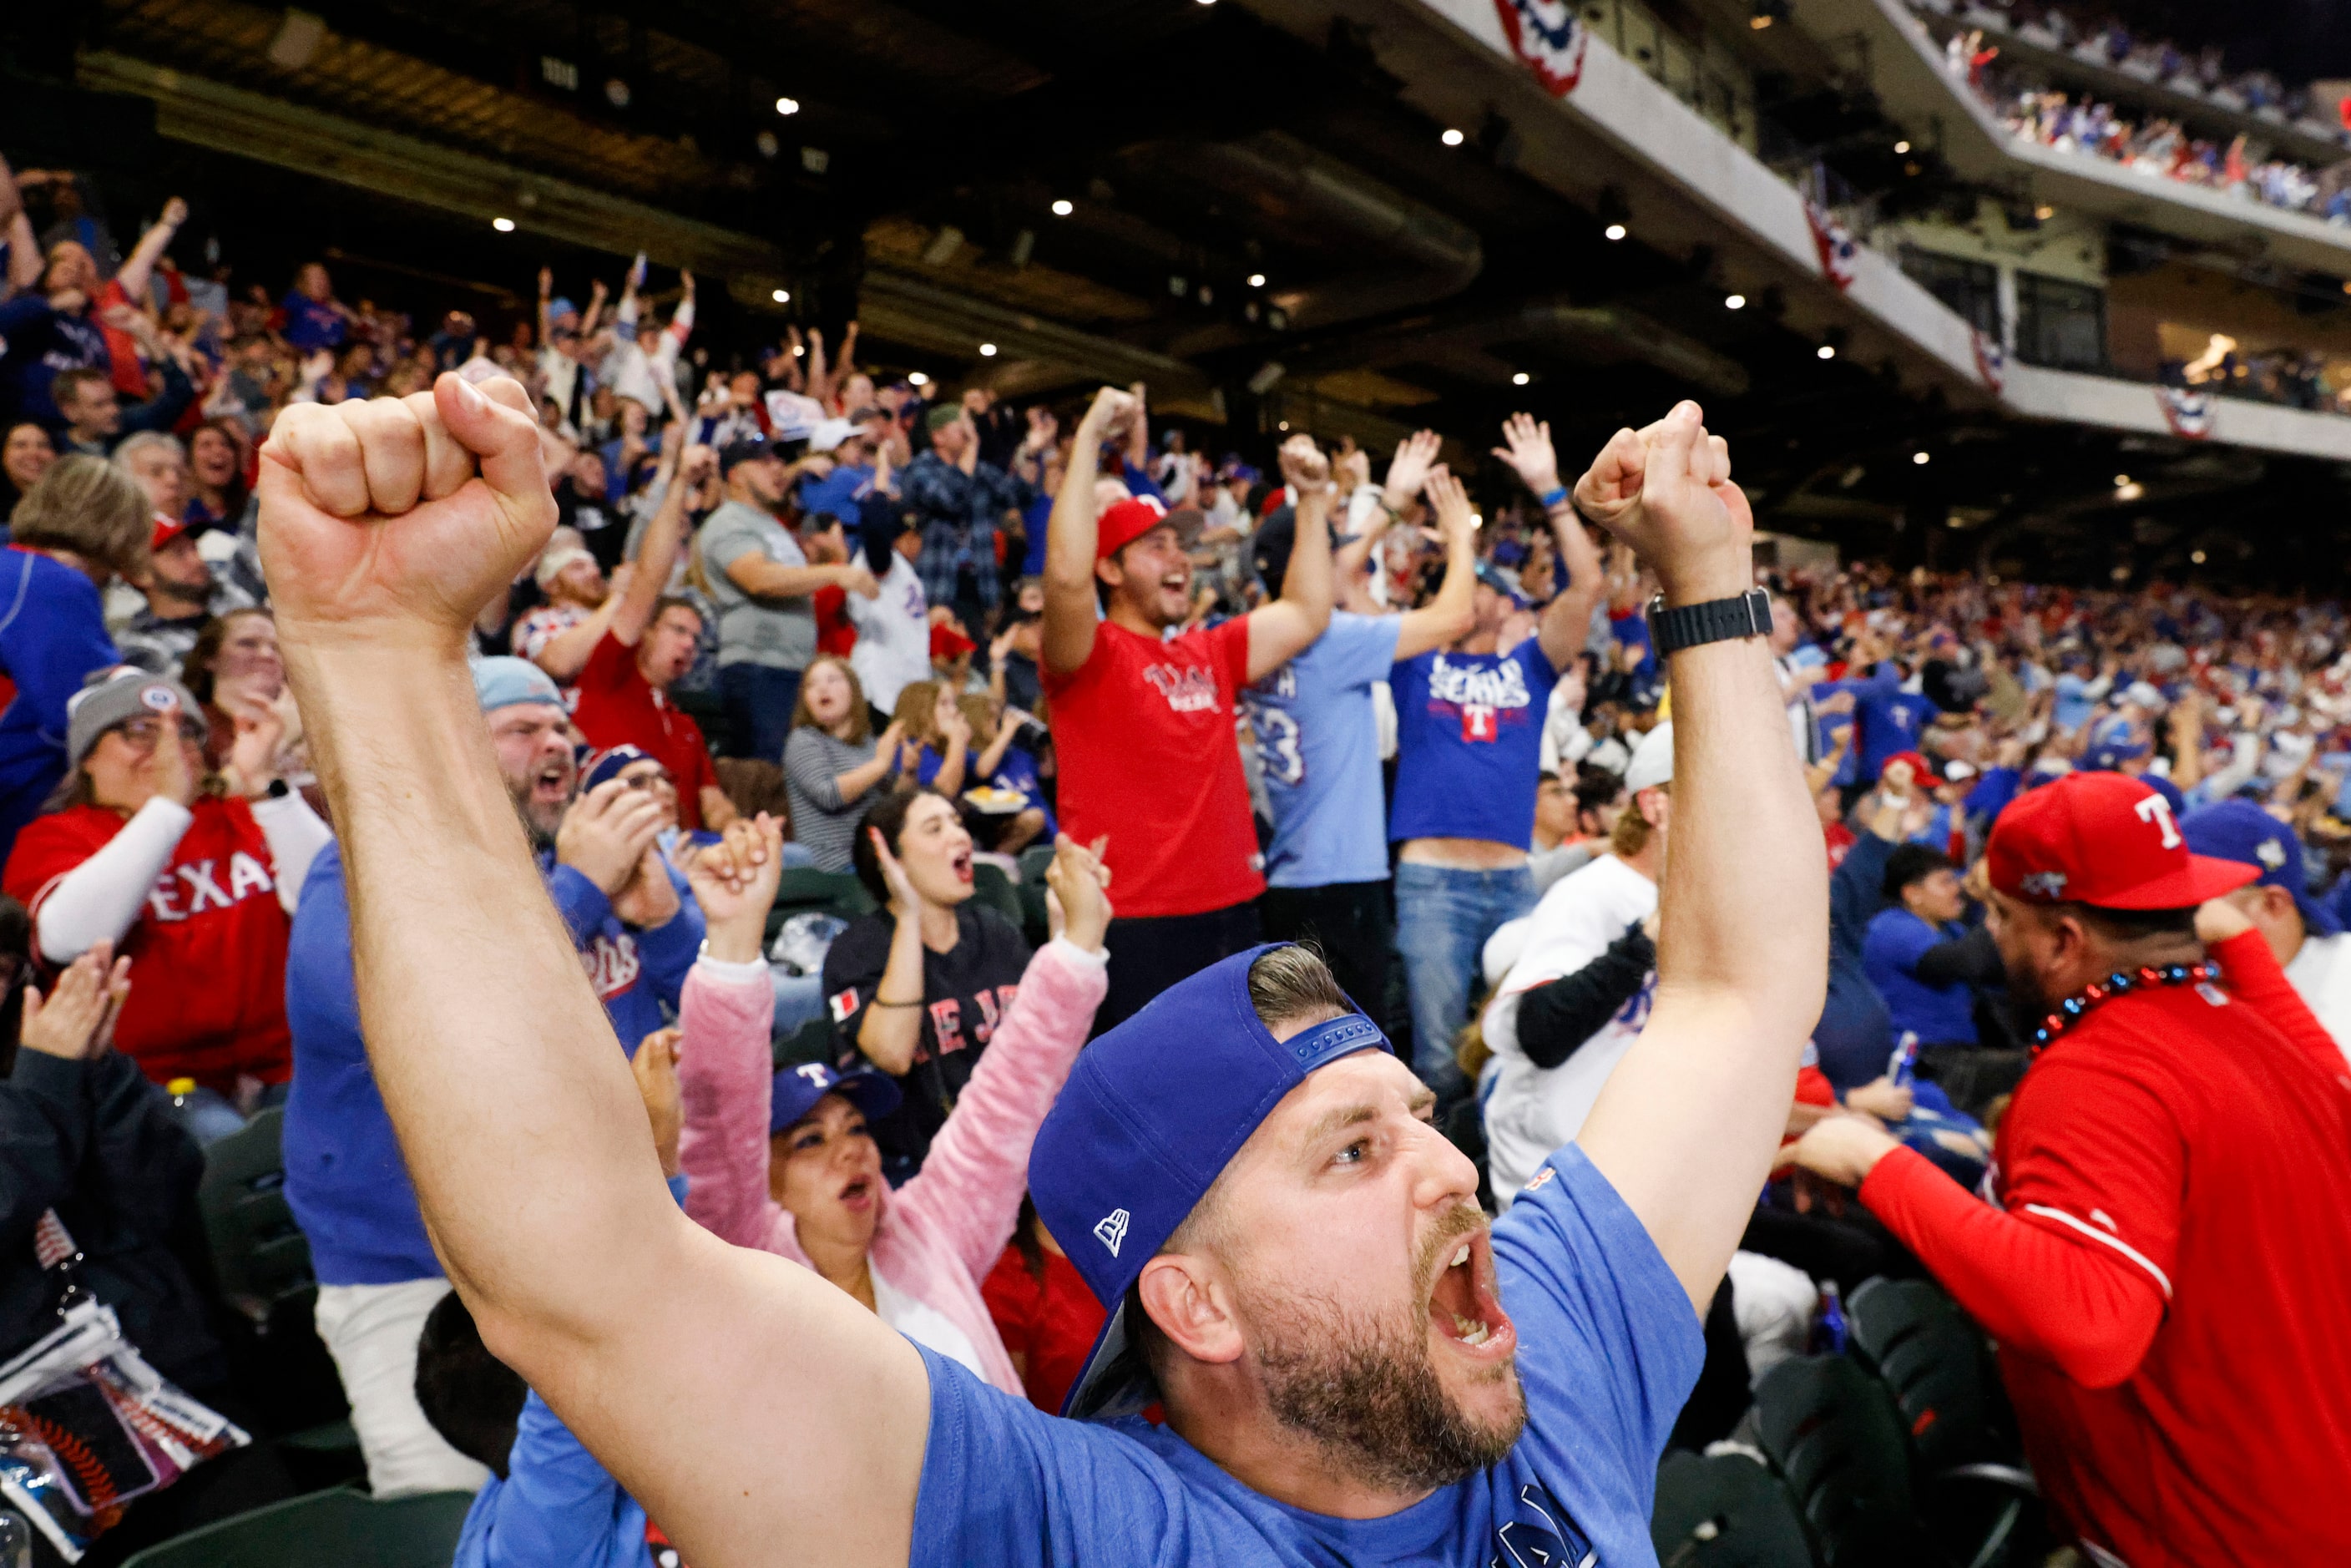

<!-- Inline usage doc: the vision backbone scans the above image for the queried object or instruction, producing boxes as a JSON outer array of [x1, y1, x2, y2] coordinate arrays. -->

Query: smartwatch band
[[1646, 587, 1772, 656]]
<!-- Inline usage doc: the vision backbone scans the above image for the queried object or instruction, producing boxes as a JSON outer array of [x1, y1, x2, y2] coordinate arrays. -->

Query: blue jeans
[[1394, 862, 1536, 1100], [719, 663, 801, 762]]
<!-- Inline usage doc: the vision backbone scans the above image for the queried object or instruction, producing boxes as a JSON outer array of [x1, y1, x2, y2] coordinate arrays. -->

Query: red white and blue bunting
[[1493, 0, 1590, 97], [1801, 166, 1858, 291], [2155, 385, 2214, 440], [1970, 328, 2006, 393]]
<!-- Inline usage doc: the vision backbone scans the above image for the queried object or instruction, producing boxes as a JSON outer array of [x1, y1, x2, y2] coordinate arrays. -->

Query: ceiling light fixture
[[1051, 200, 1074, 216], [1512, 372, 1531, 386], [771, 289, 790, 303], [775, 96, 801, 116], [1912, 450, 1931, 464], [907, 371, 930, 387], [1817, 344, 1835, 359], [1724, 293, 1747, 310], [1247, 272, 1266, 287], [1893, 139, 1910, 154], [978, 342, 998, 357], [1441, 128, 1465, 146], [492, 216, 515, 232], [1603, 223, 1626, 241], [2113, 473, 2131, 487], [2191, 549, 2207, 564]]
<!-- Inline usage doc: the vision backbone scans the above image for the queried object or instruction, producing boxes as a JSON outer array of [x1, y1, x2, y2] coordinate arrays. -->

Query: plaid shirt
[[902, 452, 1034, 613]]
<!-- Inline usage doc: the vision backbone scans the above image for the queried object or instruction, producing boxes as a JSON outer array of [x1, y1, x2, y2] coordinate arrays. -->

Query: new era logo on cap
[[1093, 1209, 1130, 1257], [2020, 871, 2068, 900]]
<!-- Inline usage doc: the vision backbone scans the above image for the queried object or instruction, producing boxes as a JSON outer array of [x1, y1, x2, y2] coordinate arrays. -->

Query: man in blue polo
[[281, 657, 701, 1500], [261, 378, 1821, 1568]]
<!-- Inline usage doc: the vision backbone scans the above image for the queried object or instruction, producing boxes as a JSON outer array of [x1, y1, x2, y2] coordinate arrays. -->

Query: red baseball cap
[[149, 514, 187, 553], [1987, 771, 2255, 911], [1096, 496, 1201, 561], [1880, 751, 1932, 785], [929, 621, 977, 660]]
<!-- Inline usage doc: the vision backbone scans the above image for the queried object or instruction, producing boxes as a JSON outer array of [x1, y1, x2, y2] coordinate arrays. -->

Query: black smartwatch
[[1646, 587, 1772, 656]]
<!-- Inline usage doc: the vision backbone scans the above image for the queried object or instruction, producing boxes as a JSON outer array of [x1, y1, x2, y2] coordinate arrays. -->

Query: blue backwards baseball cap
[[1473, 561, 1531, 610], [580, 744, 657, 794], [769, 1060, 902, 1136], [2181, 800, 2342, 938], [2083, 736, 2151, 773], [473, 656, 564, 714], [1029, 943, 1391, 1421]]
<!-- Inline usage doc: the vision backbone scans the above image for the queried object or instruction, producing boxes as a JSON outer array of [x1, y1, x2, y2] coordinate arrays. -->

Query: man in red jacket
[[1789, 771, 2351, 1565]]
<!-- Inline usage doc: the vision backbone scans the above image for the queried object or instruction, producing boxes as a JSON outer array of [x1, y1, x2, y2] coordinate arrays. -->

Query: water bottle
[[0, 1506, 33, 1568], [1888, 1032, 1919, 1088], [1813, 1281, 1849, 1356]]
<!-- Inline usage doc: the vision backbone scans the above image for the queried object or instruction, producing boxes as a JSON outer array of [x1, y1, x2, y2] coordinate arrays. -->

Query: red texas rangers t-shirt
[[570, 631, 722, 832], [5, 798, 293, 1093], [1044, 618, 1261, 920]]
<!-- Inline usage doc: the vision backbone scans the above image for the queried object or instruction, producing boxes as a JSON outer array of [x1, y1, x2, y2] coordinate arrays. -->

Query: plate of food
[[962, 785, 1029, 816]]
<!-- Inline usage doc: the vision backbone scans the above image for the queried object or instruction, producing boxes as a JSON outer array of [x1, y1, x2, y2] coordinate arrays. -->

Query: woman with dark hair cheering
[[826, 787, 1038, 1181]]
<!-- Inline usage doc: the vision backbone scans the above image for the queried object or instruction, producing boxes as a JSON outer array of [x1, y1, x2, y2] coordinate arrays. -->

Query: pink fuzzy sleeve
[[892, 939, 1106, 1282], [676, 960, 784, 1250]]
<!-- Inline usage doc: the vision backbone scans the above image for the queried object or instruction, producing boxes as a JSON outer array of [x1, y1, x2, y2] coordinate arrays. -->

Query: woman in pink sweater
[[675, 814, 1109, 1397]]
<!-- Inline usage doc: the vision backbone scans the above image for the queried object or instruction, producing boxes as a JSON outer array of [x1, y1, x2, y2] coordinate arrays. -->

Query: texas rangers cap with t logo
[[1027, 943, 1390, 1420], [1987, 771, 2253, 912]]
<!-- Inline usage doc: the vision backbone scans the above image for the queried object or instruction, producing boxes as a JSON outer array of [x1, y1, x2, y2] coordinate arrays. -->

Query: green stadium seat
[[197, 1112, 354, 1456], [119, 1485, 473, 1568], [1651, 1449, 1815, 1567], [971, 862, 1024, 928], [1848, 1279, 2043, 1568], [1753, 1353, 1929, 1565]]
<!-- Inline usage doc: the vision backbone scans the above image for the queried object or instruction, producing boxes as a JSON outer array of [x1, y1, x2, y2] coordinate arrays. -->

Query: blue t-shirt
[[2052, 674, 2094, 732], [1861, 908, 1977, 1047], [1390, 641, 1560, 848], [1243, 612, 1402, 888], [909, 1143, 1700, 1567], [800, 463, 875, 524], [280, 291, 346, 352]]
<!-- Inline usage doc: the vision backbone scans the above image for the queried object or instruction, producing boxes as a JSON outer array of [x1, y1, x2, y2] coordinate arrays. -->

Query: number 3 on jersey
[[1253, 707, 1305, 787]]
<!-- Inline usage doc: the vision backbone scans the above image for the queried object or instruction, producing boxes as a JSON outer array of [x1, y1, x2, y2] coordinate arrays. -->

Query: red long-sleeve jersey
[[1858, 931, 2351, 1565]]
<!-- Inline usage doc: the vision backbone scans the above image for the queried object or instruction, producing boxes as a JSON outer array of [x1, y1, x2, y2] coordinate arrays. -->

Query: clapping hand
[[631, 1027, 685, 1178], [1043, 834, 1112, 951], [1423, 465, 1477, 548], [20, 944, 130, 1063], [559, 779, 668, 896]]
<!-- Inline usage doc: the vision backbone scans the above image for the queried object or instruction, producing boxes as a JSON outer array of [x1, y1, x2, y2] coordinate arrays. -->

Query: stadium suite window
[[1898, 246, 2000, 336], [2015, 271, 2109, 373]]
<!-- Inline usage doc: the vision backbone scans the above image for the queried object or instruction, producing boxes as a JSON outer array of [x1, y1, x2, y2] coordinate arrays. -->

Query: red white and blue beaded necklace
[[2030, 960, 2225, 1053]]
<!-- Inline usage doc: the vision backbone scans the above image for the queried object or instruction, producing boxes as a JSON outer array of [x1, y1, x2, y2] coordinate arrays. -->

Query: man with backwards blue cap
[[2182, 799, 2351, 1060], [259, 372, 1824, 1568]]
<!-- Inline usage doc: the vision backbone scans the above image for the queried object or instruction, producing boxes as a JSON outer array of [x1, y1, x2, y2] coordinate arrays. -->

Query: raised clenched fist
[[257, 374, 555, 650], [1571, 401, 1752, 605]]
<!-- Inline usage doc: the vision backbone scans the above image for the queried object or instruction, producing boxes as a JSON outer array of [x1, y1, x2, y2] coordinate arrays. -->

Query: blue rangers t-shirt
[[1244, 612, 1403, 889], [1389, 640, 1560, 847], [910, 1143, 1700, 1567]]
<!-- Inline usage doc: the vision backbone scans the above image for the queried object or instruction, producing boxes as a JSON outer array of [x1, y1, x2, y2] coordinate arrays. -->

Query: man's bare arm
[[259, 378, 926, 1568], [610, 445, 710, 645], [1245, 437, 1335, 681], [1570, 403, 1828, 1313], [1393, 468, 1477, 661], [1040, 387, 1133, 675]]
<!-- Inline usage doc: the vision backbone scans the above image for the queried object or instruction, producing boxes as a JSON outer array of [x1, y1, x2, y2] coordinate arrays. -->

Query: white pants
[[313, 1277, 491, 1497]]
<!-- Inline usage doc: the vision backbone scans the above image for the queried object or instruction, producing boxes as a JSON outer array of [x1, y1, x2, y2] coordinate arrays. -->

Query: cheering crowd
[[3, 160, 2351, 1567], [1913, 0, 2351, 225]]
